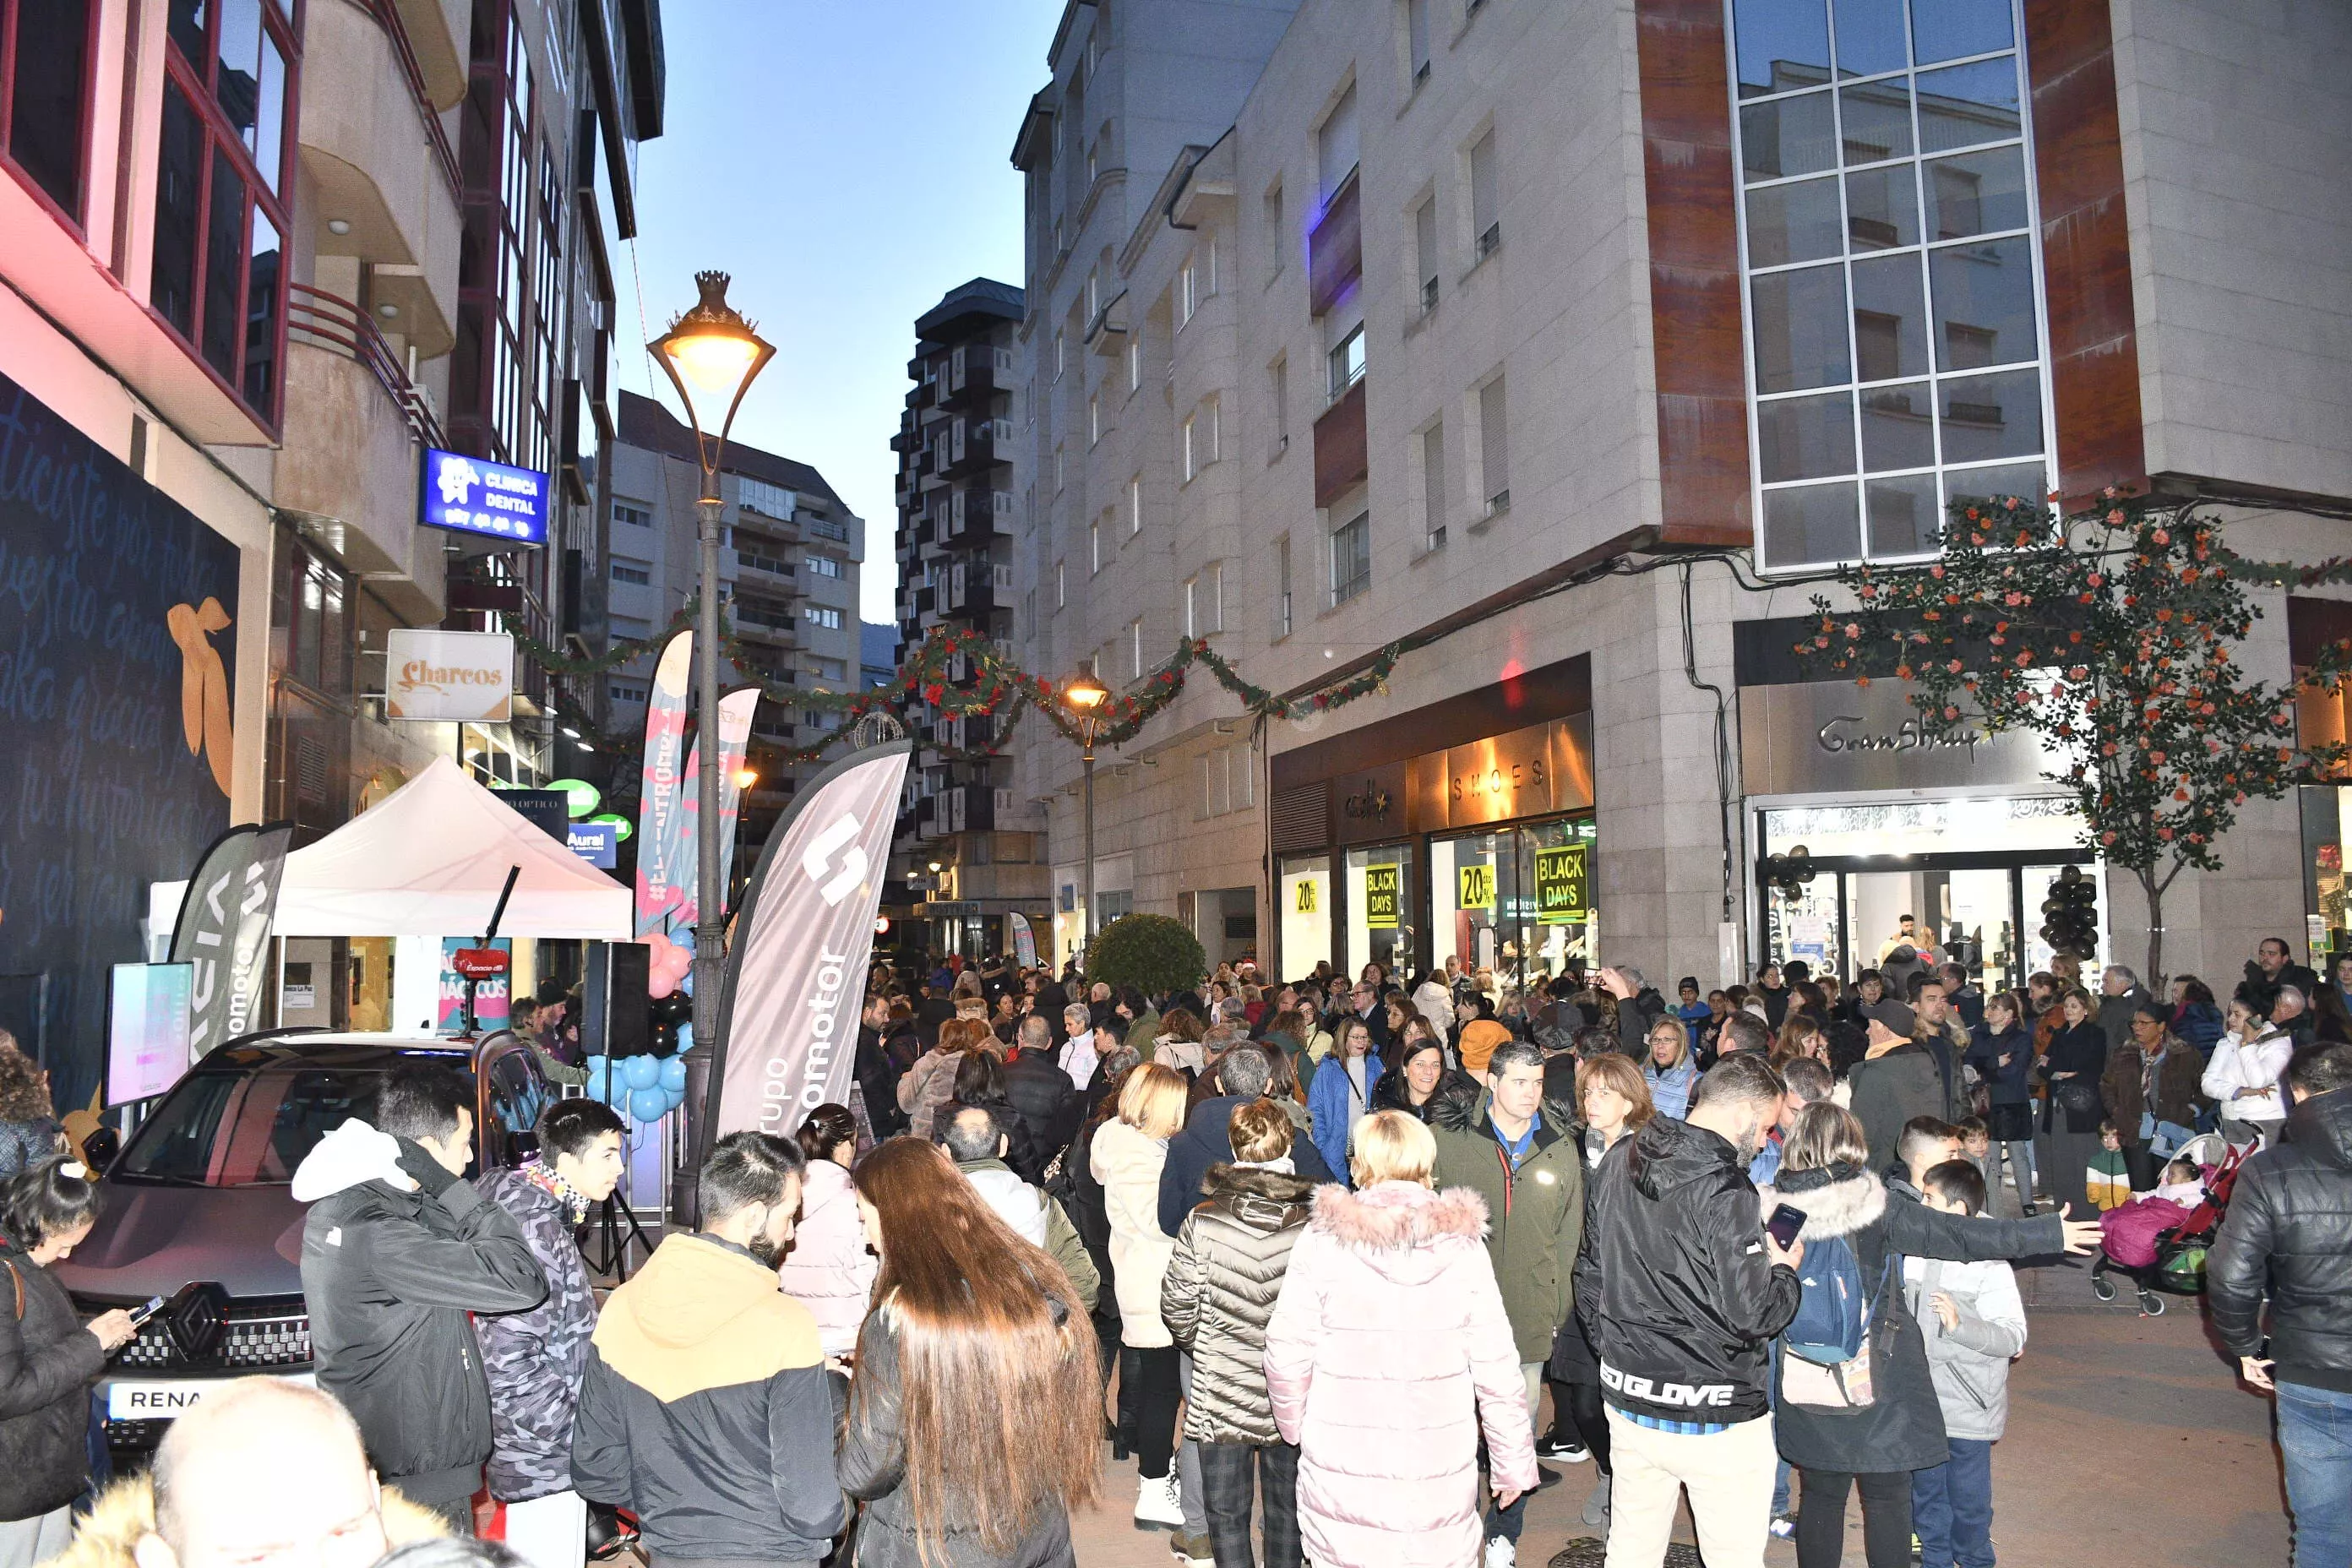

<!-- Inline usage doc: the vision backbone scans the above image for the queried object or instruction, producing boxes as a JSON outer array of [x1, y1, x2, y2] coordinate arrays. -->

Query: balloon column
[[579, 941, 700, 1124]]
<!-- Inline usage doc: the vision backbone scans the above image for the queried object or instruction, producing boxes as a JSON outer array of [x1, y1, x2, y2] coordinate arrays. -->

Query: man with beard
[[1572, 1053, 1804, 1568], [570, 1133, 842, 1566]]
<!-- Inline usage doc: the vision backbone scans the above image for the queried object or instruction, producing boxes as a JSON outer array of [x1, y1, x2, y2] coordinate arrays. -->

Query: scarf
[[523, 1158, 591, 1222]]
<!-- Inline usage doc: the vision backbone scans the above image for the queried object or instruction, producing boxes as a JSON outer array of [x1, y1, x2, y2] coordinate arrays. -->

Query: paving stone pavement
[[1066, 1259, 2290, 1567]]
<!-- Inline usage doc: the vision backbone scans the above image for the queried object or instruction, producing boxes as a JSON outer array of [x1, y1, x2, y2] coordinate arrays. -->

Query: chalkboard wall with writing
[[0, 373, 242, 1110]]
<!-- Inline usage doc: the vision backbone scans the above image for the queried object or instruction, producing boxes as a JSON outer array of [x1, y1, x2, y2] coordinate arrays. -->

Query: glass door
[[1508, 819, 1598, 994], [1430, 831, 1503, 978], [1344, 842, 1415, 980]]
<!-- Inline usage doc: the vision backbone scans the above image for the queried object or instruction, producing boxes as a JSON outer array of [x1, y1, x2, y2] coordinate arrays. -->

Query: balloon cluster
[[645, 932, 694, 999], [583, 1026, 692, 1125]]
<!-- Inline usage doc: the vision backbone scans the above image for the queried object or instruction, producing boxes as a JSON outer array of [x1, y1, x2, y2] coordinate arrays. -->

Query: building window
[[610, 559, 651, 585], [1125, 335, 1141, 392], [1269, 357, 1289, 452], [2, 0, 99, 221], [609, 679, 650, 705], [1091, 519, 1102, 574], [1331, 510, 1370, 605], [1208, 560, 1223, 631], [613, 500, 654, 528], [1263, 181, 1286, 282], [806, 553, 842, 579], [1277, 534, 1293, 637], [1470, 129, 1500, 260], [150, 0, 297, 421], [1056, 558, 1067, 607], [1318, 81, 1359, 201], [1479, 375, 1511, 514], [1731, 0, 2047, 570], [1407, 0, 1432, 85], [1128, 475, 1142, 534], [1328, 324, 1365, 400], [803, 605, 843, 629], [1054, 329, 1065, 380], [1422, 422, 1447, 547], [1182, 412, 1198, 482], [738, 476, 794, 517], [1415, 197, 1440, 313], [1130, 618, 1143, 678], [1179, 254, 1199, 324], [1184, 575, 1199, 638], [1088, 393, 1101, 445]]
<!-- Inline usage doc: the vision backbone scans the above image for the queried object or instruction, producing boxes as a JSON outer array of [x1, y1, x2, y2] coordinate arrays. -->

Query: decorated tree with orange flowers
[[1804, 488, 2352, 983]]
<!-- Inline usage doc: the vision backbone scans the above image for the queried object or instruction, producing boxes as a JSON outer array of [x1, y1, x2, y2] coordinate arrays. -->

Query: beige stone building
[[1007, 0, 2352, 990]]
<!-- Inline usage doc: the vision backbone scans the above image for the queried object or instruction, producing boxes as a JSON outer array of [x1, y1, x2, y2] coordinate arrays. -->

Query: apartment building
[[0, 0, 660, 1075], [1009, 0, 2352, 988], [886, 278, 1053, 957], [601, 389, 864, 883]]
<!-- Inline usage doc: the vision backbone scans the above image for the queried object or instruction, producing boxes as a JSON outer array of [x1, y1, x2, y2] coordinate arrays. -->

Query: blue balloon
[[662, 1084, 688, 1112], [673, 1022, 694, 1055], [584, 1056, 611, 1101], [659, 1057, 688, 1093], [629, 1088, 667, 1124], [623, 1054, 662, 1091]]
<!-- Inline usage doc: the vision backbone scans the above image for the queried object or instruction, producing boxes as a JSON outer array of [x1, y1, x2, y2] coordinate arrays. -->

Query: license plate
[[107, 1373, 314, 1420]]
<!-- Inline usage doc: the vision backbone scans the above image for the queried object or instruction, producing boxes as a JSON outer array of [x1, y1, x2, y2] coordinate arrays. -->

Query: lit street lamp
[[1060, 665, 1110, 963], [649, 271, 773, 1202]]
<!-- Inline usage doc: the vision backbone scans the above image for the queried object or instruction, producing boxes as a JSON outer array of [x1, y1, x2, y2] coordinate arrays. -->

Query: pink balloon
[[647, 968, 678, 999]]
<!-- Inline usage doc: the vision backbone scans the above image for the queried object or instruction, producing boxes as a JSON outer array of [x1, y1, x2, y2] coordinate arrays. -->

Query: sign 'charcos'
[[419, 448, 549, 544]]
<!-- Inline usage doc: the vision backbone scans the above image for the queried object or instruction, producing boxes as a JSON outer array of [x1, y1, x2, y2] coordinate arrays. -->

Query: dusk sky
[[611, 0, 1061, 627]]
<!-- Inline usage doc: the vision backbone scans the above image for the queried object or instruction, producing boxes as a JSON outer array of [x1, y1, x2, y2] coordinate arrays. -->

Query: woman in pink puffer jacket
[[1264, 1110, 1537, 1568], [774, 1107, 876, 1356]]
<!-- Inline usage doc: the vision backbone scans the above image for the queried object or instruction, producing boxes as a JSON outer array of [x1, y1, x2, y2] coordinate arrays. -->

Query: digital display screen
[[419, 448, 549, 545], [110, 963, 193, 1102]]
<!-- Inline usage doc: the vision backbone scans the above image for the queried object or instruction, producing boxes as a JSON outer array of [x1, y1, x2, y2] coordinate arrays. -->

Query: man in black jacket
[[2209, 1041, 2352, 1565], [1598, 966, 1668, 1059], [1004, 1014, 1081, 1162], [1156, 1043, 1331, 1236], [294, 1064, 549, 1527], [1574, 1053, 1803, 1568]]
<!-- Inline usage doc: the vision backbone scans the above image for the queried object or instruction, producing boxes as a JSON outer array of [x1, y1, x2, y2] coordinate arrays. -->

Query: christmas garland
[[511, 609, 1408, 770]]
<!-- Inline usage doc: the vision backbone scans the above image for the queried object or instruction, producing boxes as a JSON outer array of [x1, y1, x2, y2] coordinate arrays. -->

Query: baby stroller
[[2088, 1133, 2246, 1315]]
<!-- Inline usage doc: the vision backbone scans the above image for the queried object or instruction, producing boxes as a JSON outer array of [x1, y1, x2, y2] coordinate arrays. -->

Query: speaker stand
[[580, 1193, 656, 1282]]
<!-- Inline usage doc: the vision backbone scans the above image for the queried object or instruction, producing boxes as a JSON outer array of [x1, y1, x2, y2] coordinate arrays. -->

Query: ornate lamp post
[[1059, 665, 1110, 966], [648, 272, 772, 1204]]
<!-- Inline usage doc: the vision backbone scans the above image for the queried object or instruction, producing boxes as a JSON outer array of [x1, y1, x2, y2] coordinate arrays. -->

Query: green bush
[[1085, 912, 1206, 999]]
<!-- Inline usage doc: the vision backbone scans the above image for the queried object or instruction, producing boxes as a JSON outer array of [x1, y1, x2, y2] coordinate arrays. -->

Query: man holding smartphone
[[1573, 1053, 1803, 1568]]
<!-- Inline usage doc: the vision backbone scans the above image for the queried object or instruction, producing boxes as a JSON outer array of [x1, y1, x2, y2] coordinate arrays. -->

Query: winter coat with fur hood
[[1764, 1165, 2060, 1473], [1160, 1162, 1316, 1445], [46, 1473, 446, 1568], [1263, 1182, 1537, 1568]]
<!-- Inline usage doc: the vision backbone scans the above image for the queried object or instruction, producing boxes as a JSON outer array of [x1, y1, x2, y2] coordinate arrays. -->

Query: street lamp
[[650, 271, 773, 1206], [1060, 665, 1111, 966]]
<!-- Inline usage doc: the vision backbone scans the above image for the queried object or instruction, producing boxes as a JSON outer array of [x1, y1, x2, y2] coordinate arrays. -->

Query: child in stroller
[[2091, 1134, 2246, 1315]]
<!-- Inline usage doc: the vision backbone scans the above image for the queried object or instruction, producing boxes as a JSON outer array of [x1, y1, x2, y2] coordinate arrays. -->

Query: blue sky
[[612, 0, 1061, 626]]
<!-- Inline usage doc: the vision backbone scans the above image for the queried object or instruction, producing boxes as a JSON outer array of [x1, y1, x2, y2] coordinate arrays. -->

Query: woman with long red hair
[[839, 1138, 1101, 1567]]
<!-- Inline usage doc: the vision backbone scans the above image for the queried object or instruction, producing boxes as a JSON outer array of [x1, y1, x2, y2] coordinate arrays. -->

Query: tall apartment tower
[[1006, 0, 2352, 989], [886, 280, 1051, 957], [602, 389, 865, 885]]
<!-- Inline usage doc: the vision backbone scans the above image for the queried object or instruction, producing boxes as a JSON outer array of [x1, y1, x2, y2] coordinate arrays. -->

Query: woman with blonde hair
[[1642, 1014, 1699, 1120], [1090, 1063, 1191, 1527], [1263, 1111, 1534, 1567], [840, 1138, 1100, 1567]]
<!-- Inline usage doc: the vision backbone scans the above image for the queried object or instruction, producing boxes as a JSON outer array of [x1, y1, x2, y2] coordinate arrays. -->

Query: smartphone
[[1765, 1203, 1806, 1251], [127, 1296, 165, 1328]]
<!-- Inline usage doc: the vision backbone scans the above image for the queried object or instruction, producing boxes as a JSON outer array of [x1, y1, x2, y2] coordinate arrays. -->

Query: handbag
[[1780, 1256, 1901, 1414], [2053, 1079, 2103, 1131]]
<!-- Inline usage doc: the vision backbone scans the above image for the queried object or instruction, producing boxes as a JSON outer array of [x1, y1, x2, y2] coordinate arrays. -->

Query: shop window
[[2, 0, 98, 223], [151, 0, 296, 423], [1430, 819, 1596, 994], [1730, 0, 2047, 573], [1345, 843, 1414, 981], [272, 536, 351, 700], [1280, 853, 1332, 977]]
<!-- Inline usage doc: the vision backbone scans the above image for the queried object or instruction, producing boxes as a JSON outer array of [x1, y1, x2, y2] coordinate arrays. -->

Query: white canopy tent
[[149, 755, 632, 941]]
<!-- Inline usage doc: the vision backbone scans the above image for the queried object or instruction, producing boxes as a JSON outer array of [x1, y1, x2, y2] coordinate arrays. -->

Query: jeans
[[2278, 1380, 2352, 1568], [1794, 1467, 1912, 1568], [1484, 1361, 1544, 1545], [1134, 1344, 1183, 1480], [1179, 1351, 1208, 1534], [1771, 1458, 1792, 1517], [1911, 1437, 1995, 1568], [1200, 1440, 1302, 1568]]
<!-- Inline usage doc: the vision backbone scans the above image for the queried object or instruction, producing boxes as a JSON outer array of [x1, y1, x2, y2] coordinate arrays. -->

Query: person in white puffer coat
[[773, 1106, 875, 1358], [2202, 997, 2295, 1149]]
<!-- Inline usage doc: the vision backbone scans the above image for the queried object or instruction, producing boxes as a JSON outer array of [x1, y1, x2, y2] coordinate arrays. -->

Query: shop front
[[1740, 674, 2104, 988], [2290, 596, 2352, 969], [1270, 657, 1597, 991]]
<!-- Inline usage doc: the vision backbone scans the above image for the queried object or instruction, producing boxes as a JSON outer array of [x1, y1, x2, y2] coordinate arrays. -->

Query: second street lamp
[[649, 270, 773, 1201], [1059, 665, 1110, 963]]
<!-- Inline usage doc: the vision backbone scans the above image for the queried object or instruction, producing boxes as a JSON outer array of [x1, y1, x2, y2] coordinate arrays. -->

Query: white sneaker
[[1133, 1473, 1184, 1528], [1484, 1537, 1517, 1568]]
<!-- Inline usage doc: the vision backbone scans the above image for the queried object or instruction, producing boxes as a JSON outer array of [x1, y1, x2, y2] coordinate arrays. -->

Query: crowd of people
[[0, 927, 2339, 1568]]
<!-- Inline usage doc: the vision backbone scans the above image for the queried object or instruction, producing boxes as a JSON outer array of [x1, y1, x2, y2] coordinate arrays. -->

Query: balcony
[[940, 416, 1013, 479], [275, 286, 447, 623], [919, 783, 1004, 837], [1314, 378, 1369, 509], [732, 596, 801, 649], [941, 484, 1015, 546], [941, 560, 1013, 618], [939, 344, 1016, 410], [1308, 170, 1363, 316]]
